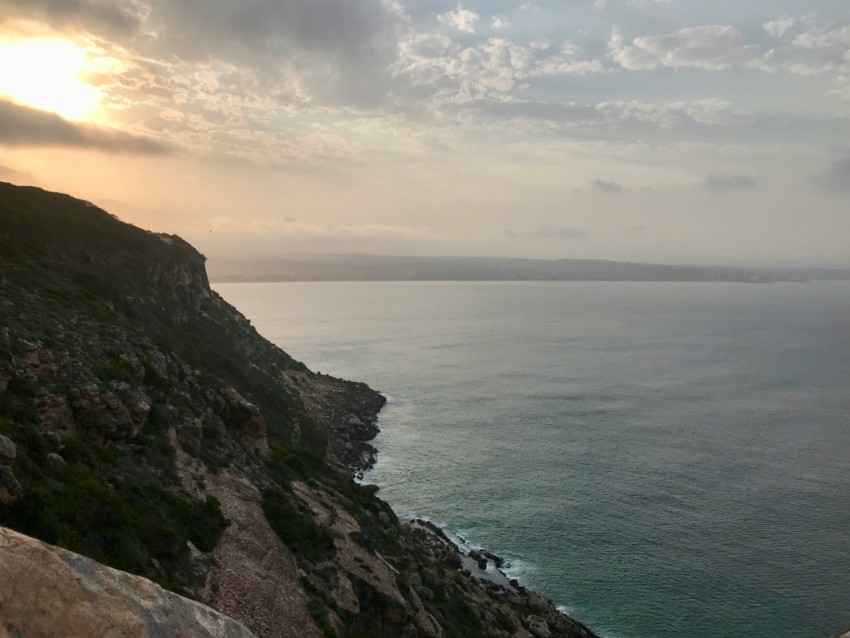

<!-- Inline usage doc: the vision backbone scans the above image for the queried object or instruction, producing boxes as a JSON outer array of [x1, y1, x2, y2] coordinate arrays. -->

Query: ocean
[[215, 280, 850, 638]]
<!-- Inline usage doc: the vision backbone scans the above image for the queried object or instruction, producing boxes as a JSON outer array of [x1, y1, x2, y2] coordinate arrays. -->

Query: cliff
[[0, 181, 597, 638]]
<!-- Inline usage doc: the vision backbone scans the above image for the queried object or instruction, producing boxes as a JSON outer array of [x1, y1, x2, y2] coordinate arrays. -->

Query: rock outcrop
[[0, 526, 257, 638]]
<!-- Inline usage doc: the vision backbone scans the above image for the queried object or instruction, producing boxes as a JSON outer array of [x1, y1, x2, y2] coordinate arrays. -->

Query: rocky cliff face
[[0, 181, 597, 638], [0, 526, 257, 638]]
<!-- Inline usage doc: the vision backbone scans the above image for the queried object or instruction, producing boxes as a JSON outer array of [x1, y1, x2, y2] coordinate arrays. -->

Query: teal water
[[215, 281, 850, 638]]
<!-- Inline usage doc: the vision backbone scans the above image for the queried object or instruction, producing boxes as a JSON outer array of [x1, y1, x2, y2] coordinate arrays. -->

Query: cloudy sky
[[0, 0, 848, 266]]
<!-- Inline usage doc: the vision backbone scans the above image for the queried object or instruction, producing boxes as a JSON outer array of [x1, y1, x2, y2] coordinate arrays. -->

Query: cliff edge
[[0, 181, 596, 638]]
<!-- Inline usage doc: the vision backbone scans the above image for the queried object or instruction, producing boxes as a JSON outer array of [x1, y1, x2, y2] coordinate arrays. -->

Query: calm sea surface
[[215, 281, 850, 638]]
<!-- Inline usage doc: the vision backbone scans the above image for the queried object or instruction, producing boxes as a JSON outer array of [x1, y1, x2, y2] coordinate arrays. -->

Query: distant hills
[[207, 253, 850, 284]]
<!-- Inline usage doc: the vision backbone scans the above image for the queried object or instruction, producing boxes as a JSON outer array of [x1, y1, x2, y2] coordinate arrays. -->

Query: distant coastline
[[207, 253, 850, 284]]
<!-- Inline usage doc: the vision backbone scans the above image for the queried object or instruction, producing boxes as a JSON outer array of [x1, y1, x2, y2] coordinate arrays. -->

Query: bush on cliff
[[0, 416, 228, 595], [262, 487, 336, 563]]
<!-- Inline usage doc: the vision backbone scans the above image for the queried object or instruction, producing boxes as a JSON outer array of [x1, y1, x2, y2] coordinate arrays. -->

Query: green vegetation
[[0, 417, 228, 595], [262, 487, 336, 563]]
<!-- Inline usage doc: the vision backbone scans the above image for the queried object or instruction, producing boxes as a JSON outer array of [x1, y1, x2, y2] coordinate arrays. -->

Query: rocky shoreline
[[0, 181, 603, 638], [353, 407, 600, 638]]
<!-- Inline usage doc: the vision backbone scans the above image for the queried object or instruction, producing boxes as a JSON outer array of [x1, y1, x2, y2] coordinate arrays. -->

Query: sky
[[0, 0, 848, 267]]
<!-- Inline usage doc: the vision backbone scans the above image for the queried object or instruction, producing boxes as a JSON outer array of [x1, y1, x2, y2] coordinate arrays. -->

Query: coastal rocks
[[0, 525, 257, 638], [526, 615, 553, 638], [527, 591, 550, 614]]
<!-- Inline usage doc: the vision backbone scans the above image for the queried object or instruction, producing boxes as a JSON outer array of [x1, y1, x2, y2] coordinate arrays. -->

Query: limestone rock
[[0, 526, 257, 638]]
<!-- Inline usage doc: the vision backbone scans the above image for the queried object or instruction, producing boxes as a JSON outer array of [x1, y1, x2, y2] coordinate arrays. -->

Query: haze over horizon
[[0, 0, 848, 268]]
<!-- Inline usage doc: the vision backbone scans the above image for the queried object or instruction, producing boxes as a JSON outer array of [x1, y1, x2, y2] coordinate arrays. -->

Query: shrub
[[262, 488, 336, 563]]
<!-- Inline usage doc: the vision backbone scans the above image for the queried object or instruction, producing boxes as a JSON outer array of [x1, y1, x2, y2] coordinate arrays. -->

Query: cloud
[[533, 225, 587, 239], [592, 179, 624, 193], [820, 154, 850, 191], [0, 162, 32, 182], [596, 99, 748, 128], [764, 15, 809, 39], [0, 0, 144, 36], [0, 99, 171, 154], [209, 215, 434, 239], [507, 226, 587, 239], [437, 5, 480, 33], [491, 17, 508, 30], [393, 34, 608, 105], [609, 22, 850, 76], [608, 25, 761, 71], [2, 0, 408, 108], [703, 172, 757, 191]]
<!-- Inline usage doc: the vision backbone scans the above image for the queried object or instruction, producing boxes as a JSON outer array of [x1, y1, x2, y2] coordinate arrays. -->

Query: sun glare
[[0, 39, 102, 121]]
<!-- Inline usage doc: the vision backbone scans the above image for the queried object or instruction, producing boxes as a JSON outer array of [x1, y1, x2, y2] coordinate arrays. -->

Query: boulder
[[37, 395, 75, 438], [525, 615, 553, 638], [0, 436, 15, 465], [46, 453, 66, 469], [0, 526, 257, 638], [527, 591, 550, 614], [0, 466, 22, 505]]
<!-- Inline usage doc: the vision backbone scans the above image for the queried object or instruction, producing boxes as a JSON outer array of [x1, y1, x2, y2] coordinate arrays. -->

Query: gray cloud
[[532, 225, 588, 239], [0, 0, 406, 108], [704, 172, 757, 191], [608, 22, 850, 76], [505, 226, 588, 240], [147, 0, 406, 106], [0, 0, 143, 36], [0, 100, 171, 154], [593, 179, 623, 193], [820, 154, 850, 191]]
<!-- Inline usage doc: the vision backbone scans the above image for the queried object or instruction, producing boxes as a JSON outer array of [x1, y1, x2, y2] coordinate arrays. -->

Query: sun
[[0, 38, 103, 121]]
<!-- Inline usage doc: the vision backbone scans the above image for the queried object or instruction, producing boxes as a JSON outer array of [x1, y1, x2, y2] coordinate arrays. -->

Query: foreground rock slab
[[0, 526, 257, 638]]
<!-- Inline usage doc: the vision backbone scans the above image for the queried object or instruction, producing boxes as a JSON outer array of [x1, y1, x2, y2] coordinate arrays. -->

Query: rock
[[69, 383, 151, 442], [414, 586, 434, 601], [0, 526, 257, 637], [216, 388, 268, 457], [527, 591, 550, 613], [0, 466, 22, 505], [0, 435, 16, 464], [177, 417, 204, 454], [378, 511, 391, 526], [525, 615, 553, 638], [37, 394, 75, 438], [46, 453, 66, 468]]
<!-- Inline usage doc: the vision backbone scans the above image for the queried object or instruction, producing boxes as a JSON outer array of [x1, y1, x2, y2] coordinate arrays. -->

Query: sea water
[[214, 281, 850, 638]]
